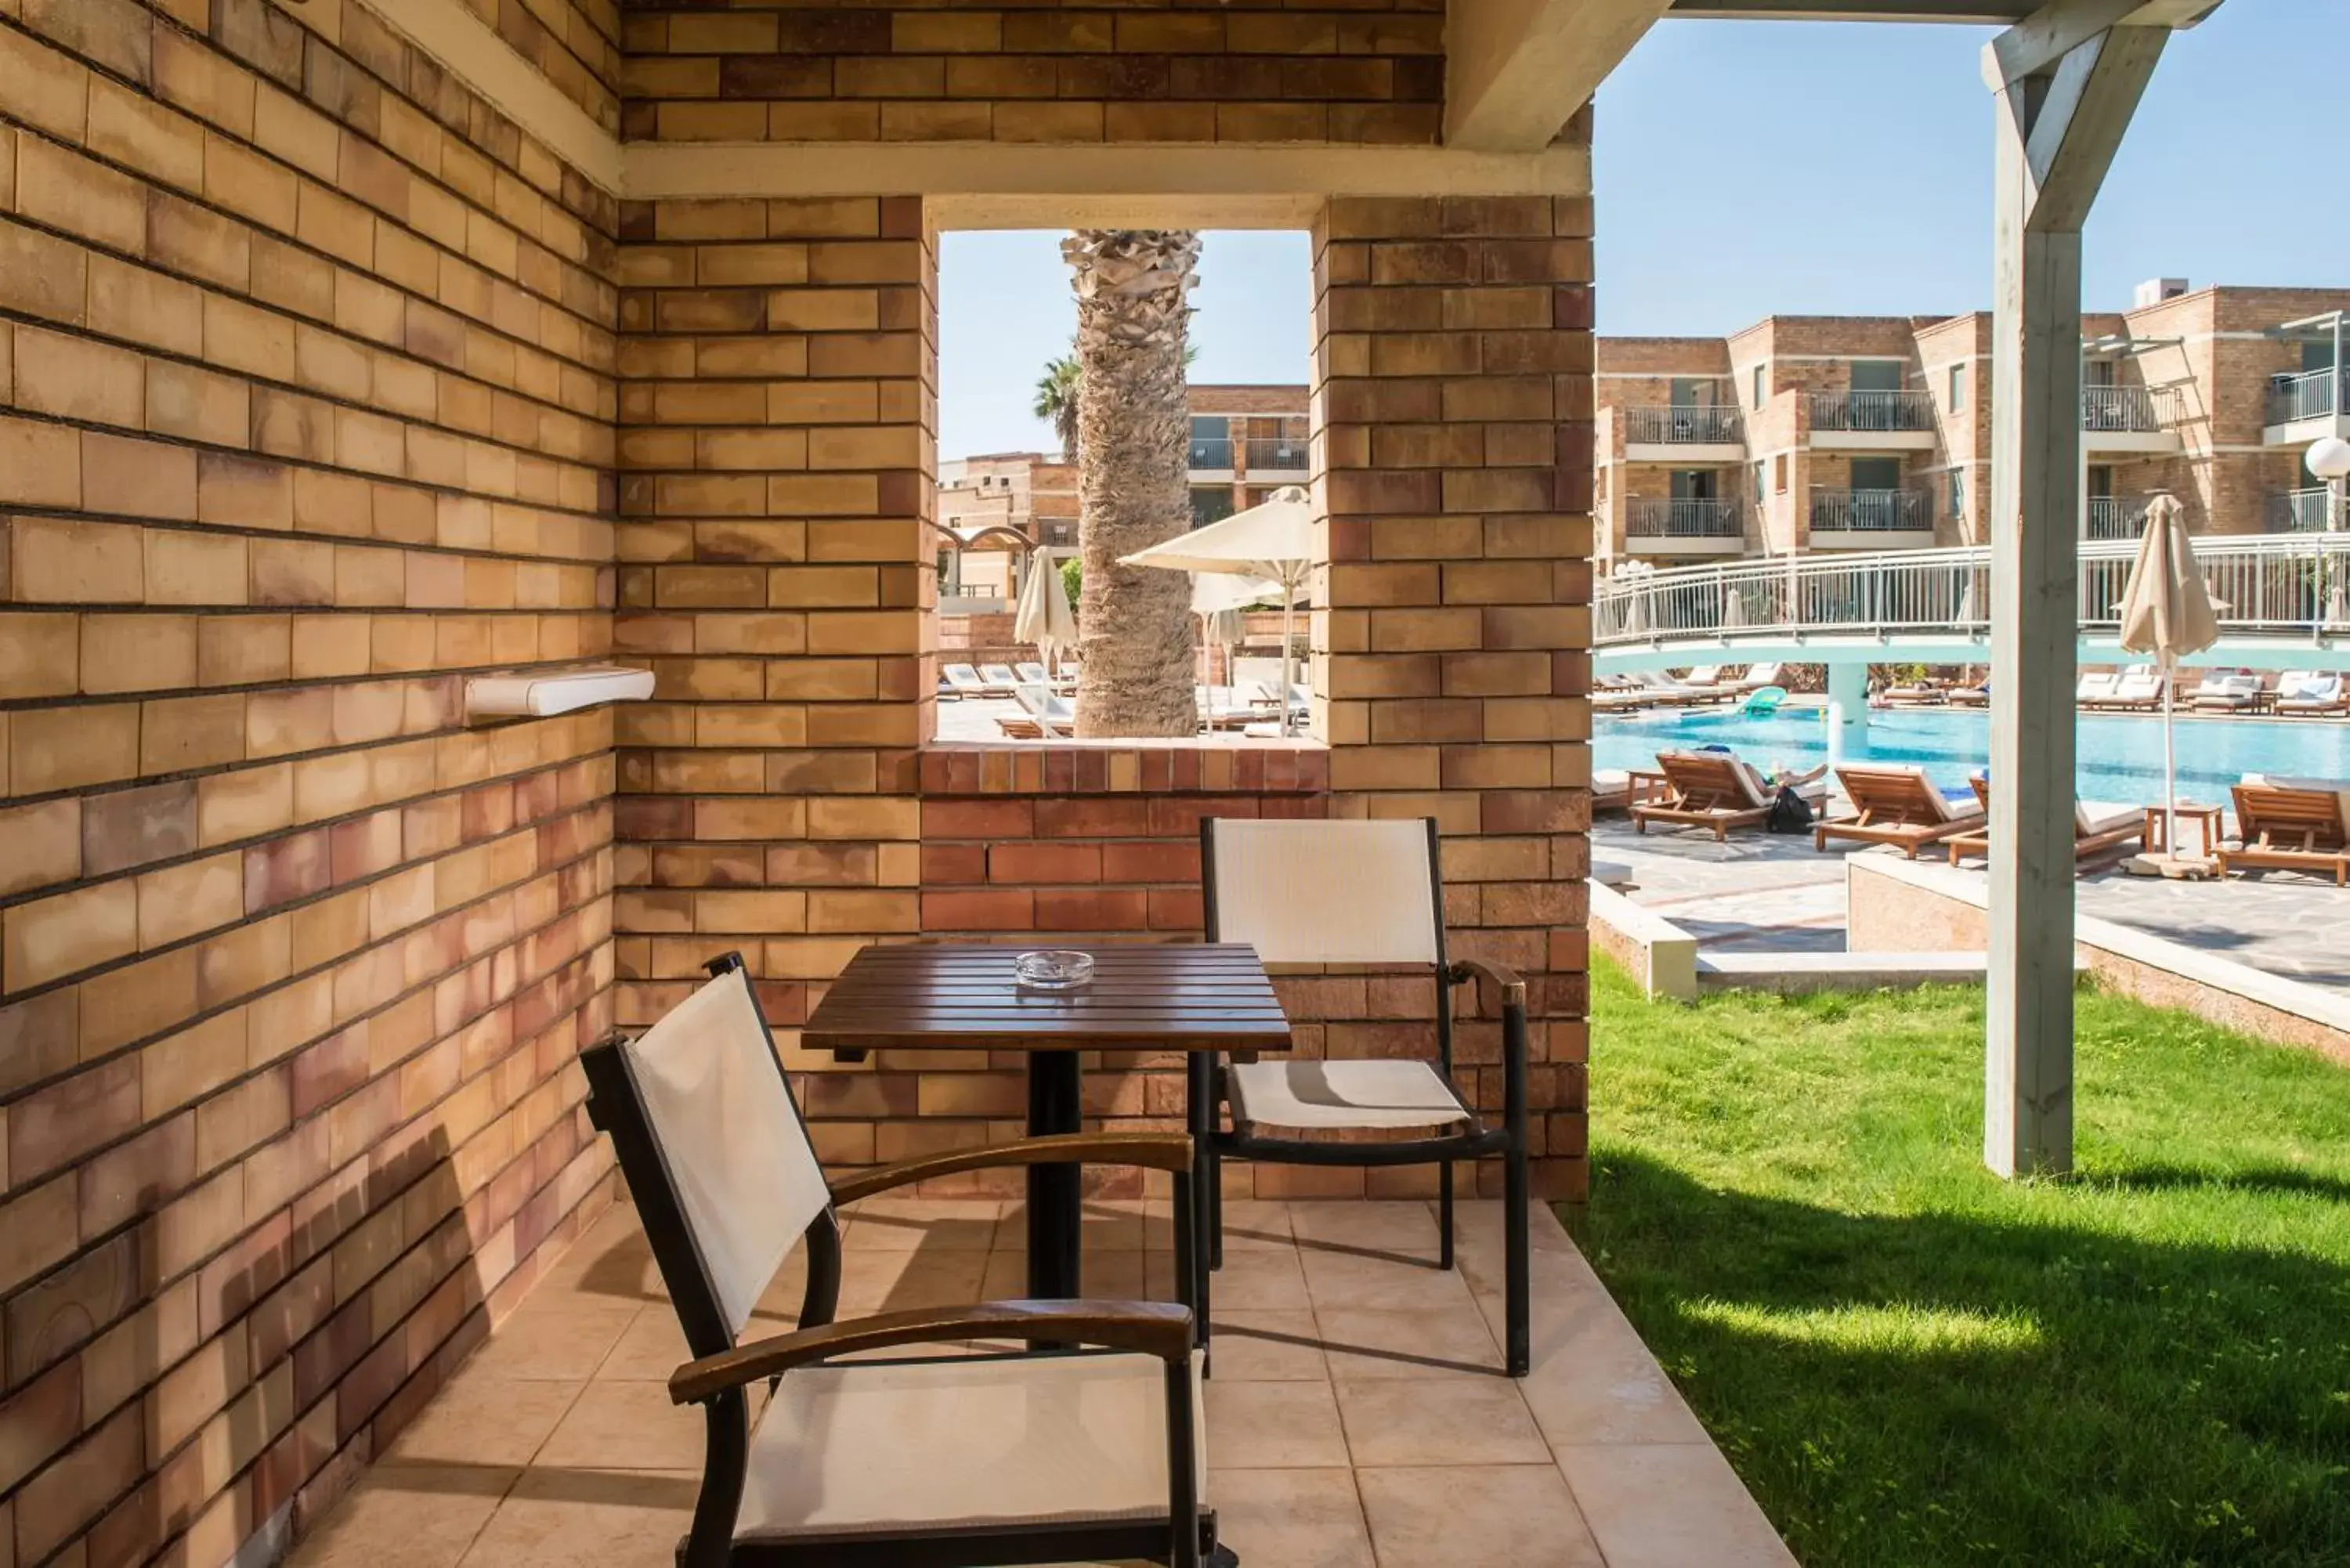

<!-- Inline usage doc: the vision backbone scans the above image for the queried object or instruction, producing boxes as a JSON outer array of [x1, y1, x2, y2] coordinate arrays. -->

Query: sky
[[938, 0, 2350, 459]]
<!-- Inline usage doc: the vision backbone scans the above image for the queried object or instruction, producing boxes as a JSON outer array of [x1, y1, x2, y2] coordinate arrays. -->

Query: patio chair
[[941, 663, 989, 700], [1630, 750, 1823, 840], [2218, 779, 2350, 886], [1944, 776, 2145, 866], [2274, 670, 2348, 717], [1195, 817, 1531, 1378], [580, 955, 1217, 1568], [1813, 764, 1987, 857], [2189, 669, 2265, 714]]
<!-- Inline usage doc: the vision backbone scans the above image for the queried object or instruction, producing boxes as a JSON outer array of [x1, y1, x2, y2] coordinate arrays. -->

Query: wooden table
[[801, 943, 1292, 1302], [2144, 802, 2225, 858]]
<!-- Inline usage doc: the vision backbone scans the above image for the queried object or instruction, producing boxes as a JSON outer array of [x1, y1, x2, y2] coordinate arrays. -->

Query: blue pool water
[[1597, 705, 2350, 807]]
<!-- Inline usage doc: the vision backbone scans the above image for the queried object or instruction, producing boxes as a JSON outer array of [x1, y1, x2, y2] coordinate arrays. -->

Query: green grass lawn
[[1571, 960, 2350, 1568]]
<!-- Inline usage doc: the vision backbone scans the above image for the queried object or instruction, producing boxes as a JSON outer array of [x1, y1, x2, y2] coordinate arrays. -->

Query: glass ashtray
[[1014, 949, 1094, 992]]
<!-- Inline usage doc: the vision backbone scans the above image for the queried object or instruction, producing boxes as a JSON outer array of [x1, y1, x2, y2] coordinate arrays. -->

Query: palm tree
[[1062, 230, 1200, 738], [1032, 352, 1081, 462]]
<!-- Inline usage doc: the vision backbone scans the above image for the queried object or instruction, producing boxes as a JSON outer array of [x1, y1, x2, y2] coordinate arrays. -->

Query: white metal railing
[[2085, 495, 2152, 540], [1810, 488, 1930, 533], [1595, 533, 2350, 646], [2080, 384, 2172, 433], [1242, 437, 1308, 471], [2267, 367, 2348, 426], [1627, 497, 1744, 538], [2268, 488, 2337, 533], [1625, 404, 1745, 445], [1808, 388, 1935, 432]]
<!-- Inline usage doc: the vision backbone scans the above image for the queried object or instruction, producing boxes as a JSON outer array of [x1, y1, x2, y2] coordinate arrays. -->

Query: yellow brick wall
[[0, 2, 621, 1561]]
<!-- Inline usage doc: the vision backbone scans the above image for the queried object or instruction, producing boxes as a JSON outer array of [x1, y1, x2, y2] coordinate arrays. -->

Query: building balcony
[[2081, 385, 2182, 453], [1241, 435, 1308, 472], [1625, 497, 1745, 554], [2267, 486, 2341, 533], [2085, 494, 2153, 540], [1622, 404, 1745, 461], [1809, 486, 1934, 547], [2267, 367, 2348, 426], [1805, 389, 1937, 450], [1187, 436, 1235, 473]]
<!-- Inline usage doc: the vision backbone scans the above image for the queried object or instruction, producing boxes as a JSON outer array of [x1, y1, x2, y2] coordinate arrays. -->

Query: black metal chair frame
[[581, 952, 1223, 1568], [1191, 818, 1531, 1378]]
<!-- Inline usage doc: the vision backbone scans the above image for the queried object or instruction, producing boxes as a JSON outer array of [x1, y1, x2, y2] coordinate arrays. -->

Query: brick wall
[[0, 2, 621, 1563], [617, 0, 1444, 146]]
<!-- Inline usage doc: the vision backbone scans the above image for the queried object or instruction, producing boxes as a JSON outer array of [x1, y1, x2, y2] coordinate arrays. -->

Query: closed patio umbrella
[[1013, 547, 1077, 679], [1121, 486, 1313, 735], [1191, 569, 1272, 688], [2115, 492, 2220, 861]]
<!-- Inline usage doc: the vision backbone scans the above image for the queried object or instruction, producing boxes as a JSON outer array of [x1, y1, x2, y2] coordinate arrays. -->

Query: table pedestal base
[[1026, 1049, 1083, 1300]]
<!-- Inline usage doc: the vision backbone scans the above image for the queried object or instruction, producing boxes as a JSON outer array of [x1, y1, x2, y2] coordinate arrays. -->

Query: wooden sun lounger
[[1813, 765, 1987, 858], [1631, 752, 1821, 841], [2272, 674, 2348, 717], [2081, 670, 2164, 711], [2218, 782, 2350, 886], [1943, 777, 2146, 867]]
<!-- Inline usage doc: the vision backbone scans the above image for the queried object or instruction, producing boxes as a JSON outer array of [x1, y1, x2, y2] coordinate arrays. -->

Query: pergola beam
[[1985, 0, 2213, 87], [1445, 0, 1672, 152]]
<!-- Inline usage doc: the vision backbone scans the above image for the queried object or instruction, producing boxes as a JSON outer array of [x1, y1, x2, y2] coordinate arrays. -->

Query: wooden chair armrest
[[826, 1131, 1194, 1208], [669, 1299, 1195, 1404], [1446, 957, 1527, 1010]]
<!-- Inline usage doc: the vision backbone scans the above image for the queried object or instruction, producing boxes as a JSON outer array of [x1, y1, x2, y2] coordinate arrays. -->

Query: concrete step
[[1695, 950, 2081, 994]]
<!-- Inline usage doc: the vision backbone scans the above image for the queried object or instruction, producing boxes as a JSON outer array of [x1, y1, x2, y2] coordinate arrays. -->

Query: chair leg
[[1186, 1053, 1217, 1360], [1505, 1138, 1531, 1378], [1437, 1161, 1455, 1271], [1206, 1147, 1224, 1272]]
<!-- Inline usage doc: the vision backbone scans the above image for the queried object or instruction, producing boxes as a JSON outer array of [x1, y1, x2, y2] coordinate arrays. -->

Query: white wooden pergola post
[[1982, 1, 2199, 1178]]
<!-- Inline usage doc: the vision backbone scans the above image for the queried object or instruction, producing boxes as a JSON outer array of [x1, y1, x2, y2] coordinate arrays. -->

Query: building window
[[1948, 468, 1965, 519], [1773, 453, 1788, 493], [1188, 416, 1232, 469], [1189, 486, 1237, 528], [1949, 363, 1965, 410], [1752, 365, 1765, 408]]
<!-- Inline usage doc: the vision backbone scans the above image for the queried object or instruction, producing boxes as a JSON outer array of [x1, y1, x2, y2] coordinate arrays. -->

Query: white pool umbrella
[[1191, 570, 1271, 686], [2115, 492, 2219, 859], [1013, 548, 1077, 677], [1122, 486, 1313, 734]]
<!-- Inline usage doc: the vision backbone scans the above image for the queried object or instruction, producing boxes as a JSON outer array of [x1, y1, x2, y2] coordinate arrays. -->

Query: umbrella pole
[[2162, 664, 2178, 856], [1280, 586, 1296, 739]]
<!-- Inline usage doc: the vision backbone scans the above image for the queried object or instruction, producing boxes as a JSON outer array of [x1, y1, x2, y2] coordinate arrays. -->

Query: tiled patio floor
[[288, 1196, 1794, 1568]]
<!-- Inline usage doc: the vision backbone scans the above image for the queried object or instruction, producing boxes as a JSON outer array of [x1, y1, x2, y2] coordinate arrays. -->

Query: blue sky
[[940, 1, 2348, 458]]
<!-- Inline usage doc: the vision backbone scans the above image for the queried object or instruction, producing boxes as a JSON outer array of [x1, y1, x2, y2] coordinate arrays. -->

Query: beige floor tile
[[1215, 1198, 1296, 1252], [462, 1297, 639, 1382], [456, 1469, 701, 1568], [1449, 1200, 1581, 1296], [1556, 1442, 1799, 1568], [1476, 1289, 1712, 1447], [996, 1198, 1152, 1253], [835, 1247, 990, 1317], [976, 1247, 1178, 1303], [287, 1465, 512, 1568], [1286, 1201, 1440, 1257], [1204, 1246, 1311, 1310], [1206, 1310, 1329, 1382], [1203, 1378, 1350, 1469], [1356, 1465, 1607, 1567], [1300, 1245, 1473, 1313], [1315, 1305, 1504, 1380], [534, 1378, 710, 1471], [595, 1305, 696, 1382], [840, 1197, 1002, 1251], [1334, 1376, 1550, 1467], [381, 1378, 581, 1469], [538, 1211, 664, 1303], [1209, 1467, 1375, 1568]]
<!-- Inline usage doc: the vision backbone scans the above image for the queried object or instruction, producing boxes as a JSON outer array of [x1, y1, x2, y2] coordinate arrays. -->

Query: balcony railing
[[1626, 497, 1744, 538], [1188, 437, 1235, 470], [1807, 388, 1935, 432], [1811, 488, 1930, 533], [2080, 385, 2171, 433], [1242, 437, 1308, 471], [2268, 487, 2340, 533], [1624, 405, 1744, 445], [2267, 367, 2348, 426], [2085, 494, 2153, 540]]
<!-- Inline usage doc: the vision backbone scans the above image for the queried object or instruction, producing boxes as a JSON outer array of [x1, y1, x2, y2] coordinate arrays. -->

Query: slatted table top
[[802, 943, 1293, 1053]]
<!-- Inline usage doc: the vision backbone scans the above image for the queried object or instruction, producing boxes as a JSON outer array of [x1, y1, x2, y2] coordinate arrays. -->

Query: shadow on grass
[[1571, 1150, 2350, 1568]]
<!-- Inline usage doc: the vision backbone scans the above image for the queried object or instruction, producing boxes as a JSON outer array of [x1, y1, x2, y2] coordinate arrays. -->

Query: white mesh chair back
[[1205, 818, 1441, 966], [620, 967, 831, 1337]]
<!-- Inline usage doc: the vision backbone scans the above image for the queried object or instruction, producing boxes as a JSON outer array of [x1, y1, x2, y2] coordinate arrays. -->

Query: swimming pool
[[1596, 705, 2350, 807]]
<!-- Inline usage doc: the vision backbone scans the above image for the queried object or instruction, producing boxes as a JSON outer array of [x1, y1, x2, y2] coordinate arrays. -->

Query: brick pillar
[[1312, 196, 1595, 1201], [613, 195, 935, 1162]]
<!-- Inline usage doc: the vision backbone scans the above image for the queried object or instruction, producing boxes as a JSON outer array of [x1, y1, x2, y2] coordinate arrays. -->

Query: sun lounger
[[996, 683, 1077, 739], [1944, 776, 2146, 866], [2273, 670, 2348, 717], [2189, 669, 2265, 713], [2076, 671, 2118, 706], [1813, 764, 1987, 858], [1681, 666, 1723, 688], [2218, 778, 2350, 886], [1637, 671, 1728, 708], [1733, 663, 1783, 692], [1631, 750, 1826, 841], [2082, 667, 2163, 711], [978, 663, 1021, 695], [1947, 680, 1990, 707], [1879, 678, 1947, 706], [1198, 685, 1259, 730], [941, 663, 989, 699], [1014, 661, 1052, 688]]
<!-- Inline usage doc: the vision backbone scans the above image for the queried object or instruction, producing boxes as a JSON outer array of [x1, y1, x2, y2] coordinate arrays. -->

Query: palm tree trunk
[[1063, 230, 1199, 738]]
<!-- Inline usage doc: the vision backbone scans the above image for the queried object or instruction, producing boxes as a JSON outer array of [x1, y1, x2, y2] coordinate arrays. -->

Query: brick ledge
[[919, 739, 1329, 796]]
